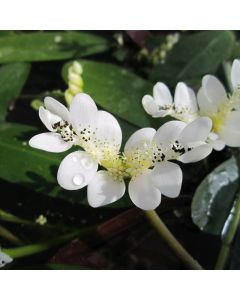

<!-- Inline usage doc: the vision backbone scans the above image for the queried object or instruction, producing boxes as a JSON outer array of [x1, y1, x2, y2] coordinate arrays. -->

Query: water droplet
[[81, 157, 94, 169], [72, 174, 85, 186]]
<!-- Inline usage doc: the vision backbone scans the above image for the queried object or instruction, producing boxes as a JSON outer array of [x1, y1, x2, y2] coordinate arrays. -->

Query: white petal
[[210, 139, 226, 151], [44, 96, 70, 122], [174, 82, 198, 113], [96, 110, 122, 151], [154, 121, 186, 146], [220, 111, 240, 147], [151, 162, 182, 198], [178, 144, 212, 163], [202, 75, 227, 107], [129, 169, 161, 210], [197, 87, 216, 114], [142, 95, 159, 116], [231, 59, 240, 90], [57, 151, 98, 190], [179, 117, 212, 144], [39, 106, 54, 131], [124, 128, 156, 153], [87, 171, 125, 207], [0, 251, 13, 268], [29, 132, 72, 153], [69, 93, 98, 132], [153, 82, 173, 106]]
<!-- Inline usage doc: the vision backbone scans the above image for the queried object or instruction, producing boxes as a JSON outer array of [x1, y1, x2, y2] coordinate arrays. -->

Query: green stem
[[0, 209, 70, 232], [144, 210, 203, 270], [215, 192, 240, 270], [2, 227, 93, 259], [0, 225, 24, 245]]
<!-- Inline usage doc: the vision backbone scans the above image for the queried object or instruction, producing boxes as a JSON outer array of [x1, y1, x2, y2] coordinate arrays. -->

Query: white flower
[[29, 92, 123, 193], [142, 82, 198, 122], [87, 117, 212, 210], [0, 250, 12, 268], [29, 93, 212, 211], [197, 59, 240, 148]]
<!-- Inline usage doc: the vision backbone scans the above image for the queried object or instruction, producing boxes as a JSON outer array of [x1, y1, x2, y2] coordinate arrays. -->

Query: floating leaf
[[0, 63, 31, 121], [62, 60, 153, 128], [191, 156, 239, 235], [0, 32, 111, 63], [150, 31, 235, 87]]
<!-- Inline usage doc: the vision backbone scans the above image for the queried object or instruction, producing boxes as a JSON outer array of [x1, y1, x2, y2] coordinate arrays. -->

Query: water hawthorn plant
[[26, 58, 240, 270]]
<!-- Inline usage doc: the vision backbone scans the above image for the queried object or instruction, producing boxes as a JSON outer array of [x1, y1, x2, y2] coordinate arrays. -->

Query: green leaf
[[0, 63, 31, 121], [150, 31, 235, 87], [191, 156, 240, 235], [0, 122, 131, 208], [0, 32, 111, 63], [62, 60, 153, 128]]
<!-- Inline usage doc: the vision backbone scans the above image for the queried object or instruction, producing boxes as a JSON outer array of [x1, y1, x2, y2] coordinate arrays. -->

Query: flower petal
[[202, 75, 227, 107], [128, 169, 161, 210], [142, 95, 159, 116], [151, 161, 183, 198], [39, 106, 55, 131], [197, 87, 216, 114], [154, 121, 186, 146], [231, 59, 240, 91], [44, 96, 70, 122], [210, 139, 226, 151], [0, 251, 13, 268], [124, 128, 156, 153], [153, 82, 173, 106], [69, 93, 98, 132], [96, 110, 122, 151], [220, 111, 240, 147], [179, 117, 212, 144], [178, 144, 212, 163], [174, 82, 198, 113], [57, 151, 98, 190], [87, 171, 125, 207], [29, 132, 72, 153]]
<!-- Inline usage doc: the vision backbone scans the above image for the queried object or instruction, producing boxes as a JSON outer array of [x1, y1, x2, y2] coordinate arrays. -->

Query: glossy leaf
[[0, 63, 31, 121], [0, 32, 110, 63], [0, 122, 131, 208], [62, 60, 153, 128], [150, 31, 235, 87], [191, 156, 239, 235]]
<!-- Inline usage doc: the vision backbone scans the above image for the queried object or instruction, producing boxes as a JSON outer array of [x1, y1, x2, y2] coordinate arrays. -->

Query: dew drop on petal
[[72, 174, 85, 186]]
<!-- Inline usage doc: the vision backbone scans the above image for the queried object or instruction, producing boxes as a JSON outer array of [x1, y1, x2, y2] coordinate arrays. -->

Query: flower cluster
[[29, 93, 212, 210], [142, 59, 240, 151]]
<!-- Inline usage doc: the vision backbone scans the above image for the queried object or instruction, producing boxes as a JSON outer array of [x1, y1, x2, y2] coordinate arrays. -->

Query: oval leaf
[[0, 32, 110, 63], [0, 63, 31, 121], [191, 156, 239, 235], [150, 31, 235, 87]]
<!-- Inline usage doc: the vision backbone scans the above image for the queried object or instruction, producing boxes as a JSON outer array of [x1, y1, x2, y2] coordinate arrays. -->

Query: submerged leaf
[[191, 156, 239, 235]]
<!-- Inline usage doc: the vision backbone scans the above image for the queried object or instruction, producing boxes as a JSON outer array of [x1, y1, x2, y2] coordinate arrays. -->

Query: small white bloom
[[197, 59, 240, 148], [142, 81, 198, 122], [87, 117, 212, 210], [0, 250, 13, 268]]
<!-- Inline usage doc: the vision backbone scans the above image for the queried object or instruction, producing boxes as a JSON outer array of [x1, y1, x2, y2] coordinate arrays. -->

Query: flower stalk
[[144, 210, 203, 270], [2, 227, 93, 259], [215, 192, 240, 270]]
